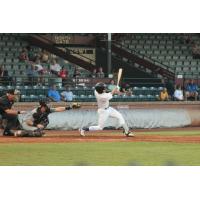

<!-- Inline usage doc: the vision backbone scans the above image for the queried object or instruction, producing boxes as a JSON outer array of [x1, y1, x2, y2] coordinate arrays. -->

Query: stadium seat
[[29, 95, 39, 102], [87, 95, 95, 102], [79, 95, 87, 102], [20, 95, 29, 102]]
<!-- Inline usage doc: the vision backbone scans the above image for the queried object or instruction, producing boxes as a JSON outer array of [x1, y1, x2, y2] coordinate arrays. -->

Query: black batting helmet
[[95, 82, 106, 94]]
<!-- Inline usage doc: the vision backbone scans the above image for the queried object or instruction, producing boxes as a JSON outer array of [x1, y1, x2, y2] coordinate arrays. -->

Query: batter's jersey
[[94, 90, 112, 109]]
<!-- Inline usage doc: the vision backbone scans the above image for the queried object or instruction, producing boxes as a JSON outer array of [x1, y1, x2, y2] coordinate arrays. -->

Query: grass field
[[1, 130, 200, 166]]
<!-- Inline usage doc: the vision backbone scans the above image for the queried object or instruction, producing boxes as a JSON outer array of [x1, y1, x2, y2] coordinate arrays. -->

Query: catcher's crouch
[[15, 101, 80, 137]]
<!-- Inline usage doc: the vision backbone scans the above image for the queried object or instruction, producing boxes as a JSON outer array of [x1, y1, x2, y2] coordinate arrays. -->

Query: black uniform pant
[[2, 114, 19, 131]]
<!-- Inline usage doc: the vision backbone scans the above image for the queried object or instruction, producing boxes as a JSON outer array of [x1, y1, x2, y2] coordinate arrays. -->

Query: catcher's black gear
[[95, 82, 107, 94], [33, 104, 51, 127]]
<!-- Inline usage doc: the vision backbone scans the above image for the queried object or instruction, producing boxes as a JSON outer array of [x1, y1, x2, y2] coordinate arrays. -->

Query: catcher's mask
[[95, 82, 107, 94]]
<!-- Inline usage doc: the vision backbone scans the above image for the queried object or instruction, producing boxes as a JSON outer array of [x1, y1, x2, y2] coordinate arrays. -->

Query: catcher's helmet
[[95, 82, 106, 94], [39, 99, 47, 107]]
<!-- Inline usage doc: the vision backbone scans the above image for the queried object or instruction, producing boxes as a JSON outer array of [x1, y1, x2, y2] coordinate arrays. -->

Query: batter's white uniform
[[88, 90, 129, 132]]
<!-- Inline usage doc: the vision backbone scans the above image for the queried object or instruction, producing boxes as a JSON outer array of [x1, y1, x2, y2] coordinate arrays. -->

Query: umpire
[[0, 89, 25, 136]]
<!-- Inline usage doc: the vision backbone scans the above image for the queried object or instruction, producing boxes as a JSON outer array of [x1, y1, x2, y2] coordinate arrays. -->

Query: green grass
[[1, 141, 200, 166], [138, 130, 200, 136]]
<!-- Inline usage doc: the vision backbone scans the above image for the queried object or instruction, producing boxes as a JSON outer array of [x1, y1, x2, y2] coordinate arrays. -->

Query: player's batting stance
[[79, 82, 134, 137]]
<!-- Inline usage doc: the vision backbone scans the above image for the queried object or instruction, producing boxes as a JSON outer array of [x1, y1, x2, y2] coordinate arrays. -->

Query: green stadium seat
[[160, 50, 167, 55], [165, 55, 171, 60], [141, 86, 148, 95], [153, 40, 159, 45], [172, 55, 179, 60], [138, 94, 146, 101], [133, 87, 140, 95], [154, 50, 160, 55], [144, 45, 150, 50], [191, 61, 197, 66], [79, 94, 87, 102], [146, 50, 153, 55], [30, 95, 39, 102], [176, 61, 182, 66], [2, 47, 9, 52], [152, 45, 157, 50], [6, 85, 14, 90], [158, 55, 164, 60], [160, 41, 166, 45], [146, 40, 152, 45], [6, 41, 13, 46], [0, 41, 6, 46], [181, 46, 187, 50], [14, 42, 21, 47], [38, 95, 47, 101], [20, 95, 29, 102], [87, 95, 95, 102], [0, 58, 4, 63], [136, 45, 143, 49], [184, 61, 190, 66], [158, 45, 165, 50], [13, 58, 19, 63], [10, 47, 18, 52], [146, 94, 155, 101], [149, 87, 156, 95]]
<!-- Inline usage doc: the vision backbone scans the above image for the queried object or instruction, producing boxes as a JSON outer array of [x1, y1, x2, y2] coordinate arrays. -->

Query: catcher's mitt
[[72, 102, 81, 109]]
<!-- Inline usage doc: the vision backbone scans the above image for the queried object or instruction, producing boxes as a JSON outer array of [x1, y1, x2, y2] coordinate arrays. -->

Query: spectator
[[61, 86, 73, 102], [91, 68, 97, 78], [40, 50, 49, 63], [0, 65, 12, 85], [174, 85, 184, 101], [27, 46, 36, 62], [192, 43, 200, 59], [59, 66, 68, 85], [1, 70, 12, 86], [159, 88, 169, 101], [19, 48, 29, 62], [73, 67, 81, 78], [59, 66, 68, 79], [96, 67, 105, 78], [35, 59, 44, 74], [48, 85, 61, 102], [120, 83, 133, 96], [108, 79, 118, 91], [26, 64, 38, 85], [14, 89, 21, 102], [0, 65, 4, 75], [185, 79, 198, 101], [50, 59, 62, 76], [161, 78, 175, 99], [35, 59, 44, 85]]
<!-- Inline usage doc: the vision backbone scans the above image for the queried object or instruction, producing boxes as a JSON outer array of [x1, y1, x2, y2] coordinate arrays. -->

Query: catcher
[[15, 100, 81, 137]]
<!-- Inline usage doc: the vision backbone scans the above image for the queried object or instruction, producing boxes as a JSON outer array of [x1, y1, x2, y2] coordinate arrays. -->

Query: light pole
[[107, 33, 112, 76]]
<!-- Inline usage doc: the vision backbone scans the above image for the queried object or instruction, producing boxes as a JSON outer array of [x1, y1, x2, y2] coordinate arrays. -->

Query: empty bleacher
[[119, 33, 200, 78]]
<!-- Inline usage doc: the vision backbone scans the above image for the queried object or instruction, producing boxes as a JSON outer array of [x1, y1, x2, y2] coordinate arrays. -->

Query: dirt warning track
[[0, 129, 200, 144]]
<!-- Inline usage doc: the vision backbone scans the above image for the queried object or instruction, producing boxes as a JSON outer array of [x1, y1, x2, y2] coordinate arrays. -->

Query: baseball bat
[[117, 68, 123, 87]]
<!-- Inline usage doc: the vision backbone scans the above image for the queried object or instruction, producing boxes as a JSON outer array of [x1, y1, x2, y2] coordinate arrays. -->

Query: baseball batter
[[79, 82, 134, 137]]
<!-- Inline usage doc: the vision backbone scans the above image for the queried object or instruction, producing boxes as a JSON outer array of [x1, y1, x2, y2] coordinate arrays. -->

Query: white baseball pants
[[89, 107, 129, 132]]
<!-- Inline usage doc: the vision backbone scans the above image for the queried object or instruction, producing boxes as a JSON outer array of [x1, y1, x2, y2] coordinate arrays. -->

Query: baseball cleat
[[124, 131, 135, 137], [79, 128, 85, 137]]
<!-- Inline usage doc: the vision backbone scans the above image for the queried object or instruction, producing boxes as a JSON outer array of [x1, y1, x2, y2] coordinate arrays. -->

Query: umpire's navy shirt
[[0, 95, 14, 115]]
